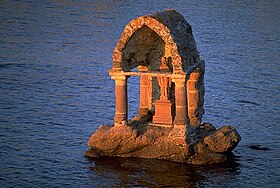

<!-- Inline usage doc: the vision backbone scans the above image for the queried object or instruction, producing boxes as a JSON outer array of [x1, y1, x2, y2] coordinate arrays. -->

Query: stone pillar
[[147, 76, 153, 110], [187, 69, 203, 127], [173, 75, 187, 126], [169, 74, 188, 145], [138, 75, 149, 115], [112, 75, 128, 126]]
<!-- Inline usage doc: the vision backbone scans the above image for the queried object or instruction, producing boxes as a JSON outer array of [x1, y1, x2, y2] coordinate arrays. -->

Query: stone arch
[[111, 16, 183, 73], [120, 25, 166, 72], [109, 10, 205, 128]]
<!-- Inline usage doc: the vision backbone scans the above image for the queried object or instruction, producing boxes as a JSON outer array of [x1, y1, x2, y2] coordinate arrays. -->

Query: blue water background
[[0, 0, 279, 187]]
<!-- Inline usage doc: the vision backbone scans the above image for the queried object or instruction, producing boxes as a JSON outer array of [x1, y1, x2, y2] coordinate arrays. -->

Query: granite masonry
[[85, 10, 241, 165]]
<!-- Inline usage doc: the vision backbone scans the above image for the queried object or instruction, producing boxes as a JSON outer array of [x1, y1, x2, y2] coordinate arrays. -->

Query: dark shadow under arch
[[121, 25, 165, 72]]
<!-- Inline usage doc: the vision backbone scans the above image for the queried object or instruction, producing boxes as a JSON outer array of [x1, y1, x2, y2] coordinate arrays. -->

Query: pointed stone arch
[[111, 13, 183, 73], [109, 10, 205, 131]]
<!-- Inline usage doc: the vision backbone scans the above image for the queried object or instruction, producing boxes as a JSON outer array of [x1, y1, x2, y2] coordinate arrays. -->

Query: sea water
[[0, 0, 279, 187]]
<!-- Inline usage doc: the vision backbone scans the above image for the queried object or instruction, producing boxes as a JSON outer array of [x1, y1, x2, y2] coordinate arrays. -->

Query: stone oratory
[[110, 9, 205, 130], [85, 10, 241, 165]]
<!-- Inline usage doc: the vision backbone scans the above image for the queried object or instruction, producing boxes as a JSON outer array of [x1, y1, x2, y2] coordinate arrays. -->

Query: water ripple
[[0, 0, 279, 187]]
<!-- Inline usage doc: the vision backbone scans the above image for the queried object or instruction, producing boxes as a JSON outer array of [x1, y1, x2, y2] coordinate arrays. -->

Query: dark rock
[[203, 125, 241, 153], [195, 122, 216, 139], [249, 144, 270, 151], [199, 123, 216, 132], [187, 151, 227, 165]]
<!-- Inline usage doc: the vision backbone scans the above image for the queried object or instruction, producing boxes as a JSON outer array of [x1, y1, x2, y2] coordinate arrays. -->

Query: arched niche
[[109, 10, 205, 129], [121, 25, 166, 72], [111, 13, 183, 73]]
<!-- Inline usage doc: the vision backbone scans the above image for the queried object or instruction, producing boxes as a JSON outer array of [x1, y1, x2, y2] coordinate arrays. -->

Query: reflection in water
[[87, 156, 240, 187]]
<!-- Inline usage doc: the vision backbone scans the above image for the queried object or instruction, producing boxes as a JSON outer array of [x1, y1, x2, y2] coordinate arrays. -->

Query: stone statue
[[157, 56, 172, 100], [160, 56, 171, 72], [157, 76, 171, 100]]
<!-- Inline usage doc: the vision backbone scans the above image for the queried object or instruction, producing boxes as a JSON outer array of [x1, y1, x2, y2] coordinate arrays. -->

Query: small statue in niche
[[160, 56, 171, 72], [157, 56, 172, 100], [157, 76, 171, 100]]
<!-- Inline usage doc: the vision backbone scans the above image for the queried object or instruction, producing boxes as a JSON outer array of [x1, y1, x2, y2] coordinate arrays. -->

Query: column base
[[114, 113, 127, 125], [168, 125, 188, 146], [114, 121, 127, 127], [149, 123, 173, 128]]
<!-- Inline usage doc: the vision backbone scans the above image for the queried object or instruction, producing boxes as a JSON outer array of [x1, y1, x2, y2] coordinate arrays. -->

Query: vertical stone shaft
[[113, 75, 127, 125], [173, 76, 187, 125], [139, 75, 149, 114], [187, 70, 203, 126], [147, 76, 153, 110]]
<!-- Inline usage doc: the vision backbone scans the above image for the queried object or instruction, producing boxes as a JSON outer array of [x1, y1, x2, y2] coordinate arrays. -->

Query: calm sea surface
[[0, 0, 279, 187]]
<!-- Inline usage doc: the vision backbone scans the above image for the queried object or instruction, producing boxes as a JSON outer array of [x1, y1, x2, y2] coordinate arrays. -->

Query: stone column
[[147, 76, 153, 110], [169, 74, 188, 145], [138, 75, 149, 115], [112, 75, 128, 126], [173, 75, 187, 126], [187, 69, 203, 127]]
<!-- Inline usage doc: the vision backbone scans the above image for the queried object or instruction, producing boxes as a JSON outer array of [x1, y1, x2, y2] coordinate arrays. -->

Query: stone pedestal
[[152, 99, 174, 126]]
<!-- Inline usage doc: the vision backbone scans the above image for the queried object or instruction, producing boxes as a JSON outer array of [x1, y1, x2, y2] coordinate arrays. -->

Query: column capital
[[110, 74, 127, 86], [110, 74, 127, 80], [108, 70, 125, 78], [172, 74, 186, 85]]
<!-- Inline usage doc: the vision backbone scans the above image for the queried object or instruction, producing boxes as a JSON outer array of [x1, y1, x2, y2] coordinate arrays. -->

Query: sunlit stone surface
[[85, 10, 241, 165]]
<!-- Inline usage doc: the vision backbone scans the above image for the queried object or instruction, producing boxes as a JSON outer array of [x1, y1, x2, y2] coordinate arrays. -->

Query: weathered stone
[[86, 124, 193, 163], [168, 125, 188, 146], [86, 10, 241, 165], [195, 122, 216, 138], [110, 10, 205, 128], [203, 126, 241, 153], [195, 141, 207, 154], [187, 80, 197, 91], [188, 107, 199, 117], [189, 117, 201, 127], [85, 123, 240, 165], [187, 152, 227, 165], [189, 70, 201, 80], [188, 96, 199, 110]]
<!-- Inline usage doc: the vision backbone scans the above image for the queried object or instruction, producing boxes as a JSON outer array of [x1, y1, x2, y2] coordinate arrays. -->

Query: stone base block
[[152, 100, 174, 125]]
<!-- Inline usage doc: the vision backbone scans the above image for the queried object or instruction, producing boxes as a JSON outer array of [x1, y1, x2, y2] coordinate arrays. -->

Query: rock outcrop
[[85, 123, 241, 165], [203, 125, 241, 153], [85, 124, 193, 163], [187, 124, 241, 165]]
